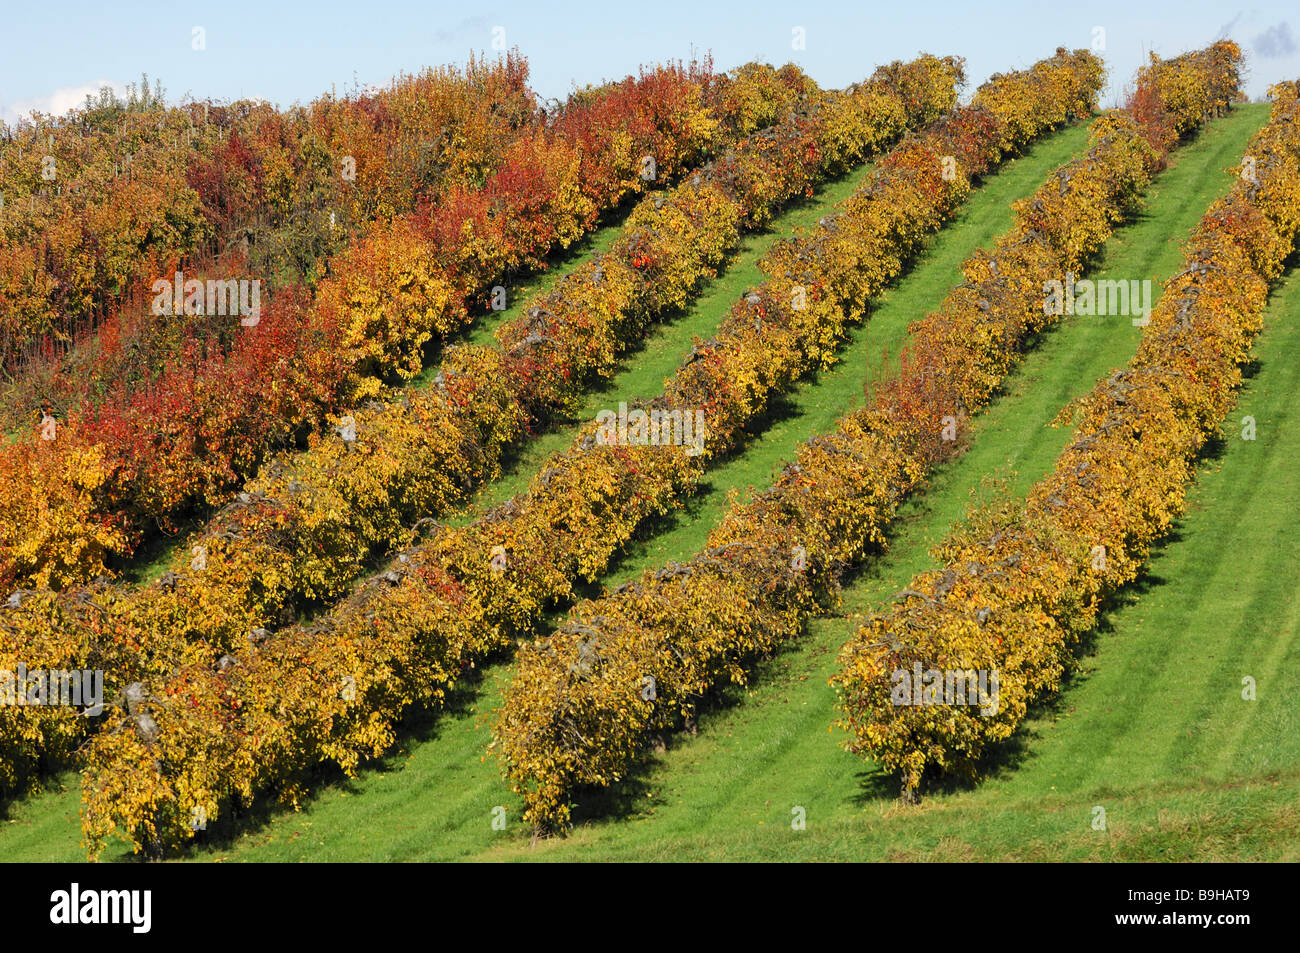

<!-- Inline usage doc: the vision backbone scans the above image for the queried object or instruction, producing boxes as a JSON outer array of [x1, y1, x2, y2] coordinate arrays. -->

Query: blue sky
[[2, 0, 1298, 126]]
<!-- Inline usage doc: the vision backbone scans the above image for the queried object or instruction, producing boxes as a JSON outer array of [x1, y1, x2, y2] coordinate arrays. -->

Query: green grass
[[122, 142, 887, 582], [119, 194, 646, 587], [452, 121, 1095, 524], [502, 241, 1300, 863], [0, 117, 1095, 861], [4, 106, 1290, 863], [412, 195, 639, 376]]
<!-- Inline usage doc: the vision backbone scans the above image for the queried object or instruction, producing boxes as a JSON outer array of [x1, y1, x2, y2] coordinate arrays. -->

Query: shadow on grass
[[887, 444, 1226, 806], [0, 767, 78, 824], [581, 388, 818, 594], [455, 160, 895, 512], [410, 189, 648, 386], [482, 110, 1281, 828], [111, 515, 211, 586], [564, 665, 779, 829], [118, 126, 1120, 851], [154, 645, 510, 861]]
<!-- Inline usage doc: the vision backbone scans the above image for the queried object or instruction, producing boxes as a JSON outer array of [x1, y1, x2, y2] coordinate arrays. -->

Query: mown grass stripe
[[446, 157, 881, 522], [186, 118, 1102, 862], [6, 110, 1264, 862], [455, 123, 1098, 525], [482, 104, 1287, 861]]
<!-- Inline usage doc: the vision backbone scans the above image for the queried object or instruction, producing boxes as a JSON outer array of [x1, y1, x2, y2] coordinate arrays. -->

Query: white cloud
[[1255, 22, 1297, 59], [434, 15, 491, 45], [1, 80, 127, 127]]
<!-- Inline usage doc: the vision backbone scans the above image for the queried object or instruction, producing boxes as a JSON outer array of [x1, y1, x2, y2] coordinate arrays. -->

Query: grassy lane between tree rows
[[4, 106, 1272, 860]]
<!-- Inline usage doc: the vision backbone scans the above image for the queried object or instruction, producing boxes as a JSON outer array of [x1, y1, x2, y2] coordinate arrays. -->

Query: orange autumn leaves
[[71, 55, 965, 856], [835, 72, 1299, 801]]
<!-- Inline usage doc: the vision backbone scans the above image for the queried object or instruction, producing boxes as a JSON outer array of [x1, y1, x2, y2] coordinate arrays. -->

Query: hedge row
[[73, 50, 1102, 855], [834, 77, 1300, 798], [491, 44, 1241, 830], [0, 58, 754, 799], [1, 61, 744, 591], [0, 55, 536, 363], [0, 55, 950, 820], [11, 56, 960, 681]]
